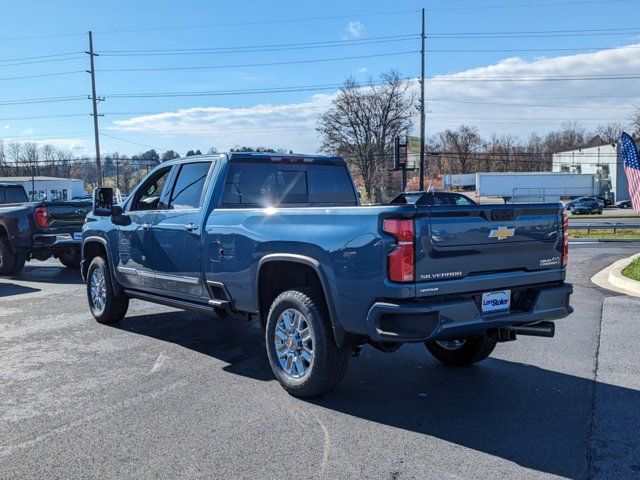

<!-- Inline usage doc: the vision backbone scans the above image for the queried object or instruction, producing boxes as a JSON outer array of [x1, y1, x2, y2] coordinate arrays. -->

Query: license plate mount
[[482, 289, 511, 314]]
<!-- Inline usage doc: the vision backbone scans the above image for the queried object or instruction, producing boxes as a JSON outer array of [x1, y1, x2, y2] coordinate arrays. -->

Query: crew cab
[[0, 183, 91, 275], [81, 153, 573, 397]]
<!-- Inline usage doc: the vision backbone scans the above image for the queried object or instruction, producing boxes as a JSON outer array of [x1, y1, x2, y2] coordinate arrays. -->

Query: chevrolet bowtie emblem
[[489, 226, 515, 240]]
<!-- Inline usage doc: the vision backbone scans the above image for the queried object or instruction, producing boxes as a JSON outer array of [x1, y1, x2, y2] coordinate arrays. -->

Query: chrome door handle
[[185, 223, 199, 232], [141, 223, 151, 231]]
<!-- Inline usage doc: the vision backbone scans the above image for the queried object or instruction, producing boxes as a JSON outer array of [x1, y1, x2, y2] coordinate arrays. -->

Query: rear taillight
[[562, 214, 569, 267], [35, 206, 48, 228], [383, 219, 415, 282]]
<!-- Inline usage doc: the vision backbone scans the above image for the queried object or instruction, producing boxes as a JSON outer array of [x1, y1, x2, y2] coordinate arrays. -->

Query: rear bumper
[[32, 233, 81, 250], [366, 283, 573, 343]]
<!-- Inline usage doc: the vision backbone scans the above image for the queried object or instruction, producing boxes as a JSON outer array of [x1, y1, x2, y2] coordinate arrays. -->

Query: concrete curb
[[591, 253, 640, 298], [608, 253, 640, 294], [570, 238, 640, 243]]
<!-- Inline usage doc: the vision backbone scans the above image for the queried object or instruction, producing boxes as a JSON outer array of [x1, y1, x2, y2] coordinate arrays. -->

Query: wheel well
[[258, 261, 327, 322], [82, 241, 107, 278]]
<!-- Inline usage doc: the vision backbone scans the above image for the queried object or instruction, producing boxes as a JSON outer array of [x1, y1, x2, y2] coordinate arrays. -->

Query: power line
[[97, 51, 419, 73], [426, 45, 640, 53], [94, 10, 419, 35], [427, 31, 640, 39], [98, 34, 420, 56], [0, 70, 84, 82], [0, 95, 88, 106], [101, 133, 156, 149], [427, 0, 640, 12], [0, 52, 84, 63], [0, 113, 89, 121], [426, 73, 640, 82], [0, 56, 86, 68]]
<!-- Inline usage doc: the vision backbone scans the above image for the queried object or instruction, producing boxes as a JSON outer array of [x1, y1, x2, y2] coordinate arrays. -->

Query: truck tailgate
[[415, 204, 564, 283], [45, 201, 91, 229]]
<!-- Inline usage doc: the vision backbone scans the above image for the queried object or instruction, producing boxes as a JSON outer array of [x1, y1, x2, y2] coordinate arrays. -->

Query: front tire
[[265, 288, 350, 398], [426, 334, 497, 366], [86, 256, 129, 324]]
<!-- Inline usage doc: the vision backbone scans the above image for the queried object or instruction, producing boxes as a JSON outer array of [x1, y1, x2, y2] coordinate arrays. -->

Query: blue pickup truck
[[82, 153, 573, 397]]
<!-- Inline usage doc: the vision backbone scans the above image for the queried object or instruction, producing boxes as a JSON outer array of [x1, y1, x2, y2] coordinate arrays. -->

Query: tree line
[[317, 71, 640, 203]]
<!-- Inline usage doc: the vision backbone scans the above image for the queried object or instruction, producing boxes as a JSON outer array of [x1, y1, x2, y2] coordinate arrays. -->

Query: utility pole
[[86, 31, 103, 187], [115, 158, 119, 192], [419, 7, 426, 191]]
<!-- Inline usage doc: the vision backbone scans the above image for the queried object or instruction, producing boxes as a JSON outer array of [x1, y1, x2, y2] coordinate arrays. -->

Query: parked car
[[0, 183, 91, 275], [390, 191, 477, 206], [616, 199, 632, 209], [81, 153, 573, 398], [564, 196, 604, 211], [570, 198, 603, 215]]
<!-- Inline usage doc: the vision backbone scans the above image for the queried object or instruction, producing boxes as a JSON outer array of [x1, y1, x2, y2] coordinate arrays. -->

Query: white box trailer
[[443, 173, 477, 190], [476, 172, 601, 203]]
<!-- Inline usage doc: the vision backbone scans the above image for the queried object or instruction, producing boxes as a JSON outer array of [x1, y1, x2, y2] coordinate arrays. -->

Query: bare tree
[[631, 108, 640, 140], [317, 71, 415, 202], [437, 125, 484, 174], [595, 122, 624, 145]]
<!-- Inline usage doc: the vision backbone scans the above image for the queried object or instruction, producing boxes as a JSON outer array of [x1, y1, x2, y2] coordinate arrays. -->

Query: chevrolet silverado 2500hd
[[0, 183, 91, 275], [81, 153, 573, 397]]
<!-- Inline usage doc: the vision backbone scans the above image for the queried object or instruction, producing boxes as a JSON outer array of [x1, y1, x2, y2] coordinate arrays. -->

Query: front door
[[151, 161, 213, 298], [116, 166, 173, 289]]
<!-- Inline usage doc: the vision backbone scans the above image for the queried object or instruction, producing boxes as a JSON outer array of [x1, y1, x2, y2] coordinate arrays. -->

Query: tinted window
[[222, 162, 356, 206], [168, 162, 211, 209], [307, 165, 356, 203], [2, 187, 28, 203]]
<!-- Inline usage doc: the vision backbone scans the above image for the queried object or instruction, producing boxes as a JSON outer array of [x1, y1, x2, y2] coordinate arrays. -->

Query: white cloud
[[107, 44, 640, 153], [21, 127, 34, 135], [422, 44, 640, 137], [357, 67, 368, 73], [109, 95, 333, 153], [343, 21, 365, 40], [2, 124, 9, 130]]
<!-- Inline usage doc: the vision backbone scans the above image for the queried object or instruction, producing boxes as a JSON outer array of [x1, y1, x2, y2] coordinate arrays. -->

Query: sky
[[1, 0, 640, 157]]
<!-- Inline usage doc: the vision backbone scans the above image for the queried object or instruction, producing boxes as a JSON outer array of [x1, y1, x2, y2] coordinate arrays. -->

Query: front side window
[[130, 167, 171, 211], [168, 162, 211, 210]]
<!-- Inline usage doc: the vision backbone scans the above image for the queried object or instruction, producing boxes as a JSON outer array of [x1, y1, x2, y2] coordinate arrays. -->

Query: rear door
[[415, 204, 563, 283], [151, 160, 214, 298]]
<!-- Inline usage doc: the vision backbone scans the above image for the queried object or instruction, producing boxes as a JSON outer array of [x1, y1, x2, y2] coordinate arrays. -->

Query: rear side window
[[4, 187, 28, 203], [168, 162, 211, 209], [222, 162, 356, 206]]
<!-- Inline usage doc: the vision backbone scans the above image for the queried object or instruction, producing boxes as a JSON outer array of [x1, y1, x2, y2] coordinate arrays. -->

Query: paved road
[[1, 247, 639, 479]]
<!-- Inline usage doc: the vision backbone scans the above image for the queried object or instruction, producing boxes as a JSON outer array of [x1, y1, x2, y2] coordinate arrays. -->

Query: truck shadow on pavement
[[9, 265, 83, 285], [111, 311, 639, 479], [113, 310, 273, 381]]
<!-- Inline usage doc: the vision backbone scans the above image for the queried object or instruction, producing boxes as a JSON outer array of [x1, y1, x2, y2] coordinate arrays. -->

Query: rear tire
[[59, 249, 81, 269], [86, 256, 129, 324], [0, 238, 25, 276], [426, 334, 497, 366], [265, 288, 350, 398]]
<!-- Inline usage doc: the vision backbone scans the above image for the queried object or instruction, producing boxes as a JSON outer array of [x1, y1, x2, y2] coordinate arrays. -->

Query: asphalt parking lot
[[1, 245, 640, 479]]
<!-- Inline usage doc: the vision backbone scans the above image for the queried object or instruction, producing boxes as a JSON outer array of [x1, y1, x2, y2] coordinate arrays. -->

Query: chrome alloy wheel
[[90, 267, 107, 313], [435, 339, 467, 351], [274, 308, 314, 379]]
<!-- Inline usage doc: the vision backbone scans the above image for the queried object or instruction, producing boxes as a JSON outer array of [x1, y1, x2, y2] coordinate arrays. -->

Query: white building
[[552, 144, 628, 202], [0, 176, 87, 202]]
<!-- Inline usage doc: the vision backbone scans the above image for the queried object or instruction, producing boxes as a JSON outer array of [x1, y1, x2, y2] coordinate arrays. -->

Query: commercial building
[[552, 144, 628, 202], [0, 176, 87, 202]]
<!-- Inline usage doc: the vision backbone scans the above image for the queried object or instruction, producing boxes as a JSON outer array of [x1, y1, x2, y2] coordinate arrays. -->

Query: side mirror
[[93, 187, 114, 216], [111, 205, 131, 226]]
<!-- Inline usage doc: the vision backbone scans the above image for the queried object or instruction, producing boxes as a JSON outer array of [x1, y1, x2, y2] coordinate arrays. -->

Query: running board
[[123, 289, 216, 316]]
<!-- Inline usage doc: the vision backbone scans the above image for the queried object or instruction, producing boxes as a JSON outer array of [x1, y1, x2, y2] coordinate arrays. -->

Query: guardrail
[[569, 224, 640, 234]]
